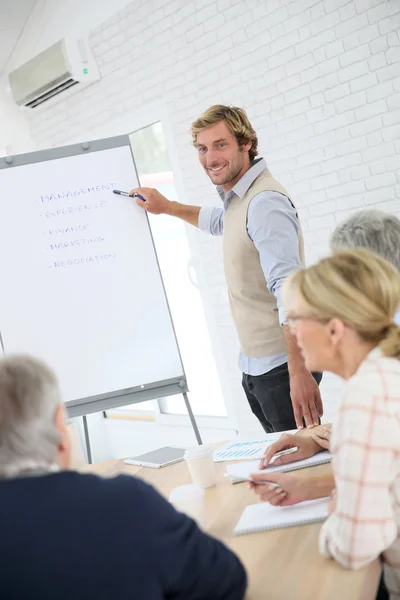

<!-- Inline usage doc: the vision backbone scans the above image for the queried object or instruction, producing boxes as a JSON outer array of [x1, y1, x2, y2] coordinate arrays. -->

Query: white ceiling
[[0, 0, 36, 76]]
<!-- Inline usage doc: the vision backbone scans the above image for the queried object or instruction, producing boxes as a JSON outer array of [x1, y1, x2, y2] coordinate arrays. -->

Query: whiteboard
[[0, 139, 184, 405]]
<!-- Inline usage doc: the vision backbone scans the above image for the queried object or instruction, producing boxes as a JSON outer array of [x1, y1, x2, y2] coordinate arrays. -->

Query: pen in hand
[[113, 189, 147, 202], [246, 477, 280, 487], [259, 446, 298, 469]]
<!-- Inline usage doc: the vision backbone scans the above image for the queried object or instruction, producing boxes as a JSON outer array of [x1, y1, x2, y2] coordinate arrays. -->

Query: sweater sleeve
[[134, 477, 247, 600]]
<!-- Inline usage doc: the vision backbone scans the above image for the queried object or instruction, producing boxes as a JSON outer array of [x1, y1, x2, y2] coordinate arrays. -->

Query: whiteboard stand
[[77, 391, 202, 464], [83, 391, 201, 465], [81, 400, 201, 463], [0, 135, 203, 464], [69, 382, 203, 464], [82, 415, 93, 463], [182, 392, 202, 445]]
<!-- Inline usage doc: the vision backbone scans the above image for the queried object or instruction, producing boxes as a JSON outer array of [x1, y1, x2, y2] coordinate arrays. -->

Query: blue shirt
[[0, 471, 247, 600], [198, 158, 302, 376]]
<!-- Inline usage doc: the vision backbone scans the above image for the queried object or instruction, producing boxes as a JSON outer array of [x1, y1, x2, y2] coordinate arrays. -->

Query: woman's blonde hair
[[285, 248, 400, 359], [191, 105, 259, 161]]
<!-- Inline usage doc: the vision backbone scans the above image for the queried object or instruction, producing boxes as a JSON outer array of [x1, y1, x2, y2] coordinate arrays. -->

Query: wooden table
[[82, 457, 381, 600]]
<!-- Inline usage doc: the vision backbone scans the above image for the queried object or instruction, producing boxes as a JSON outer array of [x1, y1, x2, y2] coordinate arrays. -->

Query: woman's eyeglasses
[[287, 313, 330, 328]]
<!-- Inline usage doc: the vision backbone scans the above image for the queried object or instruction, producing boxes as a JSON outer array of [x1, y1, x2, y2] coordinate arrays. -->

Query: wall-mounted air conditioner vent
[[8, 38, 100, 109]]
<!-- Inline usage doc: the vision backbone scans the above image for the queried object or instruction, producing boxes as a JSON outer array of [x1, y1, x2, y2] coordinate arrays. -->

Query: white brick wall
[[24, 0, 400, 433]]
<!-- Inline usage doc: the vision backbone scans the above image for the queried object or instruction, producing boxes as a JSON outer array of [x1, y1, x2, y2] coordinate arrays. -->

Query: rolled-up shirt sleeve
[[198, 206, 224, 236], [247, 191, 302, 325]]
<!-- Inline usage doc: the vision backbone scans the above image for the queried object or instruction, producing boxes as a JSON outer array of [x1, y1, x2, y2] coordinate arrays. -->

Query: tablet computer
[[124, 446, 186, 468]]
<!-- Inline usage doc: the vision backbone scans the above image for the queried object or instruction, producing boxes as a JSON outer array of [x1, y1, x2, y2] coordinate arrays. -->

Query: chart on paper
[[213, 430, 297, 462]]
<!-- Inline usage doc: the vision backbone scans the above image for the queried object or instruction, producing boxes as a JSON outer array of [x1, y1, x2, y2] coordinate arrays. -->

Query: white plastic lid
[[184, 445, 213, 460], [169, 483, 205, 503]]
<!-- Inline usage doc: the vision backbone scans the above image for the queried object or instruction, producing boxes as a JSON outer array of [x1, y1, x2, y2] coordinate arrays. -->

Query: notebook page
[[234, 497, 330, 536], [226, 450, 332, 482]]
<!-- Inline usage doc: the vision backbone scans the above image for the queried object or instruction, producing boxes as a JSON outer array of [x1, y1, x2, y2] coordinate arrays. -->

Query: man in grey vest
[[131, 105, 323, 433]]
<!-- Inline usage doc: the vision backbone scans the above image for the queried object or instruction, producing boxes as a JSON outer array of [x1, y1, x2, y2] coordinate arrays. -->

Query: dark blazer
[[0, 471, 247, 599]]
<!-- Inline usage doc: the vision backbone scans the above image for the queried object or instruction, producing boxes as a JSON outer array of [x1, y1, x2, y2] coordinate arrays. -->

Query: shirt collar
[[365, 347, 383, 361], [216, 157, 267, 202]]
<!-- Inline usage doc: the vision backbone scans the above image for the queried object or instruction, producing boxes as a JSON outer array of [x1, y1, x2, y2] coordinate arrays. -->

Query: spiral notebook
[[234, 497, 330, 536], [226, 450, 332, 483]]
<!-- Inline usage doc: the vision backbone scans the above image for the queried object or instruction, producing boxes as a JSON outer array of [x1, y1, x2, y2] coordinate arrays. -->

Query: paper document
[[213, 429, 297, 462]]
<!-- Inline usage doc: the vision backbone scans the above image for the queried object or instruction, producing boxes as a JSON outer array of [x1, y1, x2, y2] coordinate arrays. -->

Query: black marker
[[113, 189, 146, 202]]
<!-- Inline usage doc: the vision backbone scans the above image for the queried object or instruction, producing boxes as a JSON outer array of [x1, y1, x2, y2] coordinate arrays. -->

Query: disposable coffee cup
[[169, 483, 205, 527], [184, 445, 217, 488]]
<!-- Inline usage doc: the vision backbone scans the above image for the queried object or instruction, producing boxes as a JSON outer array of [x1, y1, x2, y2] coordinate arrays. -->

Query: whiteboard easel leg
[[82, 415, 93, 464], [182, 392, 202, 445]]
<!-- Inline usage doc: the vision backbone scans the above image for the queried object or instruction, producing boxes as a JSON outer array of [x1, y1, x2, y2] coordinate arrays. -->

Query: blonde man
[[131, 105, 322, 433]]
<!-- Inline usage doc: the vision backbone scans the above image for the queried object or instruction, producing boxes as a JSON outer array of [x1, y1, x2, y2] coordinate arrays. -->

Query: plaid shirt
[[319, 348, 400, 598]]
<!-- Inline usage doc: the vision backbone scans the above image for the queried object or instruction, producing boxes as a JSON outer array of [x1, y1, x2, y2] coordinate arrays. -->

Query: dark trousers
[[242, 362, 323, 433], [376, 572, 389, 600]]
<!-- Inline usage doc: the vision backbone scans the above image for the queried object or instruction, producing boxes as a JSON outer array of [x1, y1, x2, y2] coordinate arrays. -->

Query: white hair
[[331, 210, 400, 271], [0, 355, 62, 478]]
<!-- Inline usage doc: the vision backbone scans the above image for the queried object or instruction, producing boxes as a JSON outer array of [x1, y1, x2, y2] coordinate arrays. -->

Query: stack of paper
[[226, 451, 332, 483]]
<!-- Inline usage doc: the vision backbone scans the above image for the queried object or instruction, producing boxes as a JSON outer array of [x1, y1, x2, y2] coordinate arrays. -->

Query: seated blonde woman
[[251, 248, 400, 599], [259, 209, 400, 469]]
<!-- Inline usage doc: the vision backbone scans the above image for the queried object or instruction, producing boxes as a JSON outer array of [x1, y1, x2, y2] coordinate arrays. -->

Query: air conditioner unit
[[8, 38, 100, 109]]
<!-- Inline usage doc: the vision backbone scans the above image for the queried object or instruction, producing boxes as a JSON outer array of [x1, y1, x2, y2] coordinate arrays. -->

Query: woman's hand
[[311, 424, 332, 450], [249, 471, 318, 506], [259, 432, 323, 469]]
